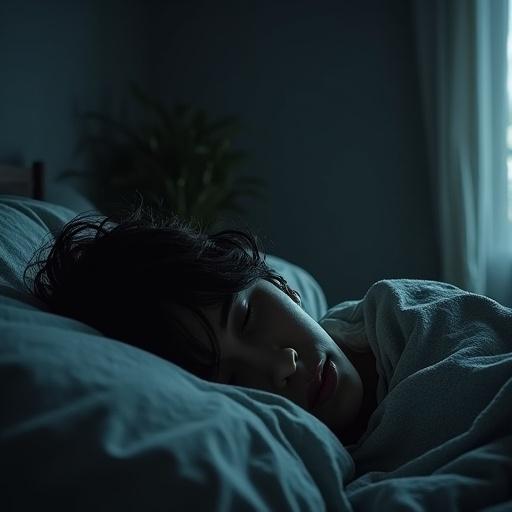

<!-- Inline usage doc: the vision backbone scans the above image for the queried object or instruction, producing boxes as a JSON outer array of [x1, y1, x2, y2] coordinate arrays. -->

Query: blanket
[[319, 279, 512, 510]]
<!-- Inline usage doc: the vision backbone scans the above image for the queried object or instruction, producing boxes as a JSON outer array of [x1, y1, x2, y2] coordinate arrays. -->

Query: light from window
[[507, 0, 512, 220]]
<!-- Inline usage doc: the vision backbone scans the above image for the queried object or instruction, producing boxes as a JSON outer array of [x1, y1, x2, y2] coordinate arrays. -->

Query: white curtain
[[414, 0, 512, 305]]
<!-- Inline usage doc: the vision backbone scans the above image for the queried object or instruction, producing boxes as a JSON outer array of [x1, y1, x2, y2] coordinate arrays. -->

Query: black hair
[[23, 203, 301, 381]]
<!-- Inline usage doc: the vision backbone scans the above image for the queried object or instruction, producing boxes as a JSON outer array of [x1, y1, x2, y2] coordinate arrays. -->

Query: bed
[[1, 195, 511, 511]]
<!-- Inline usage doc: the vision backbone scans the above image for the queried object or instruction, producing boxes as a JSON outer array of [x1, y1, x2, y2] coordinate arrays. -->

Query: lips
[[308, 357, 338, 409], [308, 358, 326, 408]]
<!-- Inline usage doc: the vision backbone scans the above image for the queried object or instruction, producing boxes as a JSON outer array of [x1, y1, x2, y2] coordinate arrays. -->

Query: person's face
[[167, 279, 363, 438]]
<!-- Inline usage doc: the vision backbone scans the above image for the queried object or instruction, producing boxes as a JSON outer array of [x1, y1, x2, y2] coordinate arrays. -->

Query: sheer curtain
[[414, 0, 512, 305]]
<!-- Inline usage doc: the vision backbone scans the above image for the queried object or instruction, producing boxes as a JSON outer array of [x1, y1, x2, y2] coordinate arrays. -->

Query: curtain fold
[[414, 0, 512, 305]]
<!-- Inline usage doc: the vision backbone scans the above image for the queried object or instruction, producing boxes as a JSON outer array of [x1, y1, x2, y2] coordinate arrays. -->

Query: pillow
[[0, 196, 351, 510], [0, 195, 78, 304]]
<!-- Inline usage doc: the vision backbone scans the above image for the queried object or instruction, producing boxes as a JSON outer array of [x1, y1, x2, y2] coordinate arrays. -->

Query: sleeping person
[[23, 204, 378, 446], [23, 204, 512, 481]]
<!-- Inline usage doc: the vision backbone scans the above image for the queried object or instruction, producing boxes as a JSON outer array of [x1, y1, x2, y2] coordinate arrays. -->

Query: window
[[507, 0, 512, 220]]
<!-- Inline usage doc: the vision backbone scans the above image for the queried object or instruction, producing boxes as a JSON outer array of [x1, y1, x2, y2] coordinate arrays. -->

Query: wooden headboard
[[0, 161, 44, 199]]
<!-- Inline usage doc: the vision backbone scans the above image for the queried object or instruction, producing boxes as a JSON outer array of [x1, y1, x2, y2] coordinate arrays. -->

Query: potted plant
[[61, 84, 267, 231]]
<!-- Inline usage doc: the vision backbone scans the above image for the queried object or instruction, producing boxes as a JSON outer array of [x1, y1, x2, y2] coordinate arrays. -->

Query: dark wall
[[0, 0, 440, 305], [0, 0, 153, 210], [149, 0, 440, 305]]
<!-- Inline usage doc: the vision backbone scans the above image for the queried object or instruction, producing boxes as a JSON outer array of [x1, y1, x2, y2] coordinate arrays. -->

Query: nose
[[273, 347, 298, 389]]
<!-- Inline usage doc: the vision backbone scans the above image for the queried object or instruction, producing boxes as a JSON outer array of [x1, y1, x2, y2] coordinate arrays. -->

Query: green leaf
[[74, 88, 265, 225]]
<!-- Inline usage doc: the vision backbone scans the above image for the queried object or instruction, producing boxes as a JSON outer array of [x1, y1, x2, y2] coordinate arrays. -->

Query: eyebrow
[[220, 293, 236, 331]]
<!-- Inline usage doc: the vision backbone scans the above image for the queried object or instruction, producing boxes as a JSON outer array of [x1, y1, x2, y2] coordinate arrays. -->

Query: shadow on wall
[[0, 0, 440, 304]]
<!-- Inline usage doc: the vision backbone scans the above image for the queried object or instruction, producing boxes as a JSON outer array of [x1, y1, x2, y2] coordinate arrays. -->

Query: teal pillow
[[0, 195, 77, 303], [0, 196, 350, 510]]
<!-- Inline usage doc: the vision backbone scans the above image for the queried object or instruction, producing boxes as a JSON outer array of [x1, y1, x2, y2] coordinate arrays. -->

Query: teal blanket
[[320, 279, 512, 510]]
